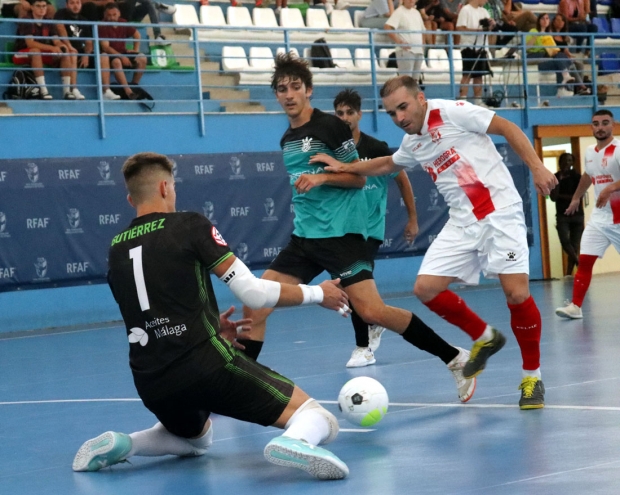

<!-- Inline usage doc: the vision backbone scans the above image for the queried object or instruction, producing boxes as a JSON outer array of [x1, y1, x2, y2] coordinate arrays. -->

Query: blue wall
[[0, 107, 596, 333]]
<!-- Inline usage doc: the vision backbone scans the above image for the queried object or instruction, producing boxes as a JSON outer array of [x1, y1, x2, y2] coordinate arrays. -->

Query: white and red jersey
[[392, 99, 522, 227], [584, 138, 620, 225]]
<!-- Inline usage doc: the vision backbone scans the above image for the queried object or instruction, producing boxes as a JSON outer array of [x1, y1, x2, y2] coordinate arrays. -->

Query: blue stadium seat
[[592, 16, 611, 33], [540, 0, 558, 4], [611, 17, 620, 33], [519, 0, 539, 4], [599, 52, 620, 73], [599, 0, 612, 5]]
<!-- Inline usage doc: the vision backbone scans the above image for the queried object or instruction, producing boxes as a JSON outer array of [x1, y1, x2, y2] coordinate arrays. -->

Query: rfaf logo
[[427, 188, 441, 211], [229, 156, 245, 180], [34, 257, 49, 281], [262, 198, 278, 222], [25, 163, 44, 188], [97, 161, 115, 186], [66, 208, 84, 234], [202, 201, 217, 225], [171, 160, 183, 183], [236, 242, 249, 261], [0, 171, 6, 181], [0, 212, 9, 238]]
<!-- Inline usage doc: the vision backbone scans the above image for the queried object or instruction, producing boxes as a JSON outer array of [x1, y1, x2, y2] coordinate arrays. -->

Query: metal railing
[[0, 16, 617, 137]]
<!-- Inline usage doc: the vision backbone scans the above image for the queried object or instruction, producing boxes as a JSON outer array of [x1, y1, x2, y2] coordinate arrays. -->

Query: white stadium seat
[[200, 5, 226, 27], [227, 6, 253, 27], [279, 8, 305, 28], [330, 10, 354, 29], [173, 4, 199, 26], [306, 8, 330, 29], [253, 8, 279, 28], [222, 46, 249, 71], [249, 47, 275, 68]]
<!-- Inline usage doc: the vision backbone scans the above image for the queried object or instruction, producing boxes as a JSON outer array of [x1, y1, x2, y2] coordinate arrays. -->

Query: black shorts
[[139, 353, 295, 438], [366, 238, 382, 265], [269, 234, 375, 288], [461, 47, 493, 77]]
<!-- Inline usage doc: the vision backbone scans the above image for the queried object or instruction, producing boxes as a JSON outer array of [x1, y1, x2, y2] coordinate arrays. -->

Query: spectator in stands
[[384, 0, 425, 82], [54, 0, 121, 100], [440, 0, 461, 44], [418, 0, 441, 46], [456, 0, 494, 106], [502, 0, 537, 31], [200, 0, 265, 9], [80, 0, 175, 41], [99, 2, 147, 99], [608, 0, 620, 18], [360, 0, 395, 29], [550, 13, 590, 89], [12, 0, 80, 99], [557, 0, 598, 54], [1, 0, 54, 18], [484, 0, 518, 57], [526, 13, 590, 97]]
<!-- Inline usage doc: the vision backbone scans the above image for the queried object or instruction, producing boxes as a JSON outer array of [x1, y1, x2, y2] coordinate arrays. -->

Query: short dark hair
[[271, 52, 313, 91], [380, 76, 420, 99], [333, 88, 362, 112], [104, 2, 120, 12], [122, 152, 174, 204], [30, 0, 50, 5], [593, 109, 614, 119]]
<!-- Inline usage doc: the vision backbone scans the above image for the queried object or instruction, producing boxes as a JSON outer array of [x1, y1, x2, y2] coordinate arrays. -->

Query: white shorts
[[580, 218, 620, 258], [419, 203, 529, 285]]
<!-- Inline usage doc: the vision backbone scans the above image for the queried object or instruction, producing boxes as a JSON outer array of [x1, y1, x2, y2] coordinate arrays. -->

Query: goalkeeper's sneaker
[[518, 376, 545, 410], [447, 347, 476, 403], [264, 436, 348, 480], [73, 431, 132, 472], [368, 325, 386, 352], [346, 346, 375, 368], [463, 328, 506, 379]]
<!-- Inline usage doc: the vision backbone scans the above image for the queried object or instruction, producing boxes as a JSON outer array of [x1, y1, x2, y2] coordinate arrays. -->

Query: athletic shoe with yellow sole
[[518, 376, 545, 410], [463, 328, 506, 379]]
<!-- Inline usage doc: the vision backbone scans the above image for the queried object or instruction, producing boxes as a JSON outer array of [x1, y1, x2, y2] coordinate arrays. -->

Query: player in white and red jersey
[[321, 76, 558, 409], [556, 110, 620, 320]]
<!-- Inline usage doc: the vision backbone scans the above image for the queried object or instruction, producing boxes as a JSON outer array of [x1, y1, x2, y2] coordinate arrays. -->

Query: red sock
[[424, 290, 487, 340], [507, 296, 541, 371], [572, 254, 597, 307]]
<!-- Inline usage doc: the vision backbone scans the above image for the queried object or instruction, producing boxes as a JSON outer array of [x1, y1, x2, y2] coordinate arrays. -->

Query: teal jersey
[[280, 109, 367, 239], [356, 132, 398, 241]]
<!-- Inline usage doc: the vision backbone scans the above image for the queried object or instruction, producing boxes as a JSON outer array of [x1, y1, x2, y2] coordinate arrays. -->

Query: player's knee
[[505, 288, 529, 305], [413, 279, 435, 302], [354, 305, 381, 326]]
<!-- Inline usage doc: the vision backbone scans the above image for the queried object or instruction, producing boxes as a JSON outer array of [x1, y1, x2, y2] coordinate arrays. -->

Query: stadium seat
[[200, 5, 226, 27], [249, 47, 275, 68], [354, 48, 374, 70], [306, 8, 330, 29], [331, 47, 355, 69], [173, 4, 199, 26], [378, 48, 395, 68], [330, 10, 354, 29], [353, 10, 364, 28], [253, 8, 279, 28], [592, 16, 610, 33], [280, 7, 306, 28], [599, 52, 620, 74], [277, 47, 301, 58], [222, 46, 249, 71], [227, 6, 253, 27], [611, 17, 620, 34]]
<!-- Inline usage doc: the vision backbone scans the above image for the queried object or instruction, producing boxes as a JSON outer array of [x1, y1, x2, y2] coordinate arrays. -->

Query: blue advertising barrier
[[0, 144, 531, 291]]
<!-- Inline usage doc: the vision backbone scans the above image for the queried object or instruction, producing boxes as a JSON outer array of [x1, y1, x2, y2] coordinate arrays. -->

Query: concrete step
[[221, 101, 267, 113], [201, 72, 238, 86], [205, 87, 250, 100], [0, 103, 14, 115]]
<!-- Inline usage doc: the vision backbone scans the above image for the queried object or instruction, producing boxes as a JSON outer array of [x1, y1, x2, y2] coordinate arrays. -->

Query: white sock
[[35, 76, 48, 94], [523, 368, 541, 379], [62, 76, 71, 94], [475, 325, 494, 343], [283, 405, 331, 446], [127, 421, 212, 457]]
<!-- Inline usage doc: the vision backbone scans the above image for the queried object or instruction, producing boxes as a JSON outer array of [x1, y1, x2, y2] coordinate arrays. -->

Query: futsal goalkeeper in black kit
[[72, 152, 352, 480]]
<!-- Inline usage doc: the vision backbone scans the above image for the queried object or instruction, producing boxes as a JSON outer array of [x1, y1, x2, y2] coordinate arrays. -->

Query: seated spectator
[[526, 13, 589, 97], [502, 0, 536, 32], [608, 0, 620, 18], [550, 13, 590, 90], [384, 0, 425, 82], [200, 0, 264, 8], [456, 0, 494, 105], [99, 2, 147, 99], [81, 0, 175, 41], [1, 0, 55, 18], [440, 0, 461, 44], [360, 0, 395, 29], [557, 0, 597, 54], [484, 0, 518, 57], [418, 0, 442, 46], [55, 0, 121, 100], [12, 0, 80, 99]]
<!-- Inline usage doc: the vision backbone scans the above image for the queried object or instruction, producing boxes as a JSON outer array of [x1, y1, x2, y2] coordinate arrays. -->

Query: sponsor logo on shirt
[[594, 174, 614, 185], [211, 226, 227, 246], [301, 137, 313, 153], [506, 251, 517, 262]]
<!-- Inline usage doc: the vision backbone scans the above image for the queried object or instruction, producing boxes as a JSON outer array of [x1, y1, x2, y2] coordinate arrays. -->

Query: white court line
[[3, 398, 620, 412]]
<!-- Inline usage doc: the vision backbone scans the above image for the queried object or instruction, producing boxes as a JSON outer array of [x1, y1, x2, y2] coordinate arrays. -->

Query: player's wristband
[[299, 284, 324, 305]]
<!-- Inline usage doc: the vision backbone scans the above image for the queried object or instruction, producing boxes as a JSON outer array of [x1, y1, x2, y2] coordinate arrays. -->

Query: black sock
[[237, 339, 264, 360], [402, 313, 459, 365], [350, 305, 370, 348]]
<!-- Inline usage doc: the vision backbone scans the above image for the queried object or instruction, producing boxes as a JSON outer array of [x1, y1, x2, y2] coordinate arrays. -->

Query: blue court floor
[[2, 274, 620, 495]]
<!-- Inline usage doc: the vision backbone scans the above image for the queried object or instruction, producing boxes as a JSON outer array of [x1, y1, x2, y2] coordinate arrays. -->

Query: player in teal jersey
[[330, 88, 419, 368], [240, 54, 477, 404]]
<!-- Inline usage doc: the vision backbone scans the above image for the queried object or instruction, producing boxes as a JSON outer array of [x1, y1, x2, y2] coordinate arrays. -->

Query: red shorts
[[12, 48, 58, 66]]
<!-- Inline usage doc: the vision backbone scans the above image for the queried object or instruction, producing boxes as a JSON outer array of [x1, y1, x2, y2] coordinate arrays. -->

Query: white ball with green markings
[[338, 377, 389, 427]]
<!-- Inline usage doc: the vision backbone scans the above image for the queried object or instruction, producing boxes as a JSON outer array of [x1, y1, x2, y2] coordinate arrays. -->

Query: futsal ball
[[337, 377, 389, 427]]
